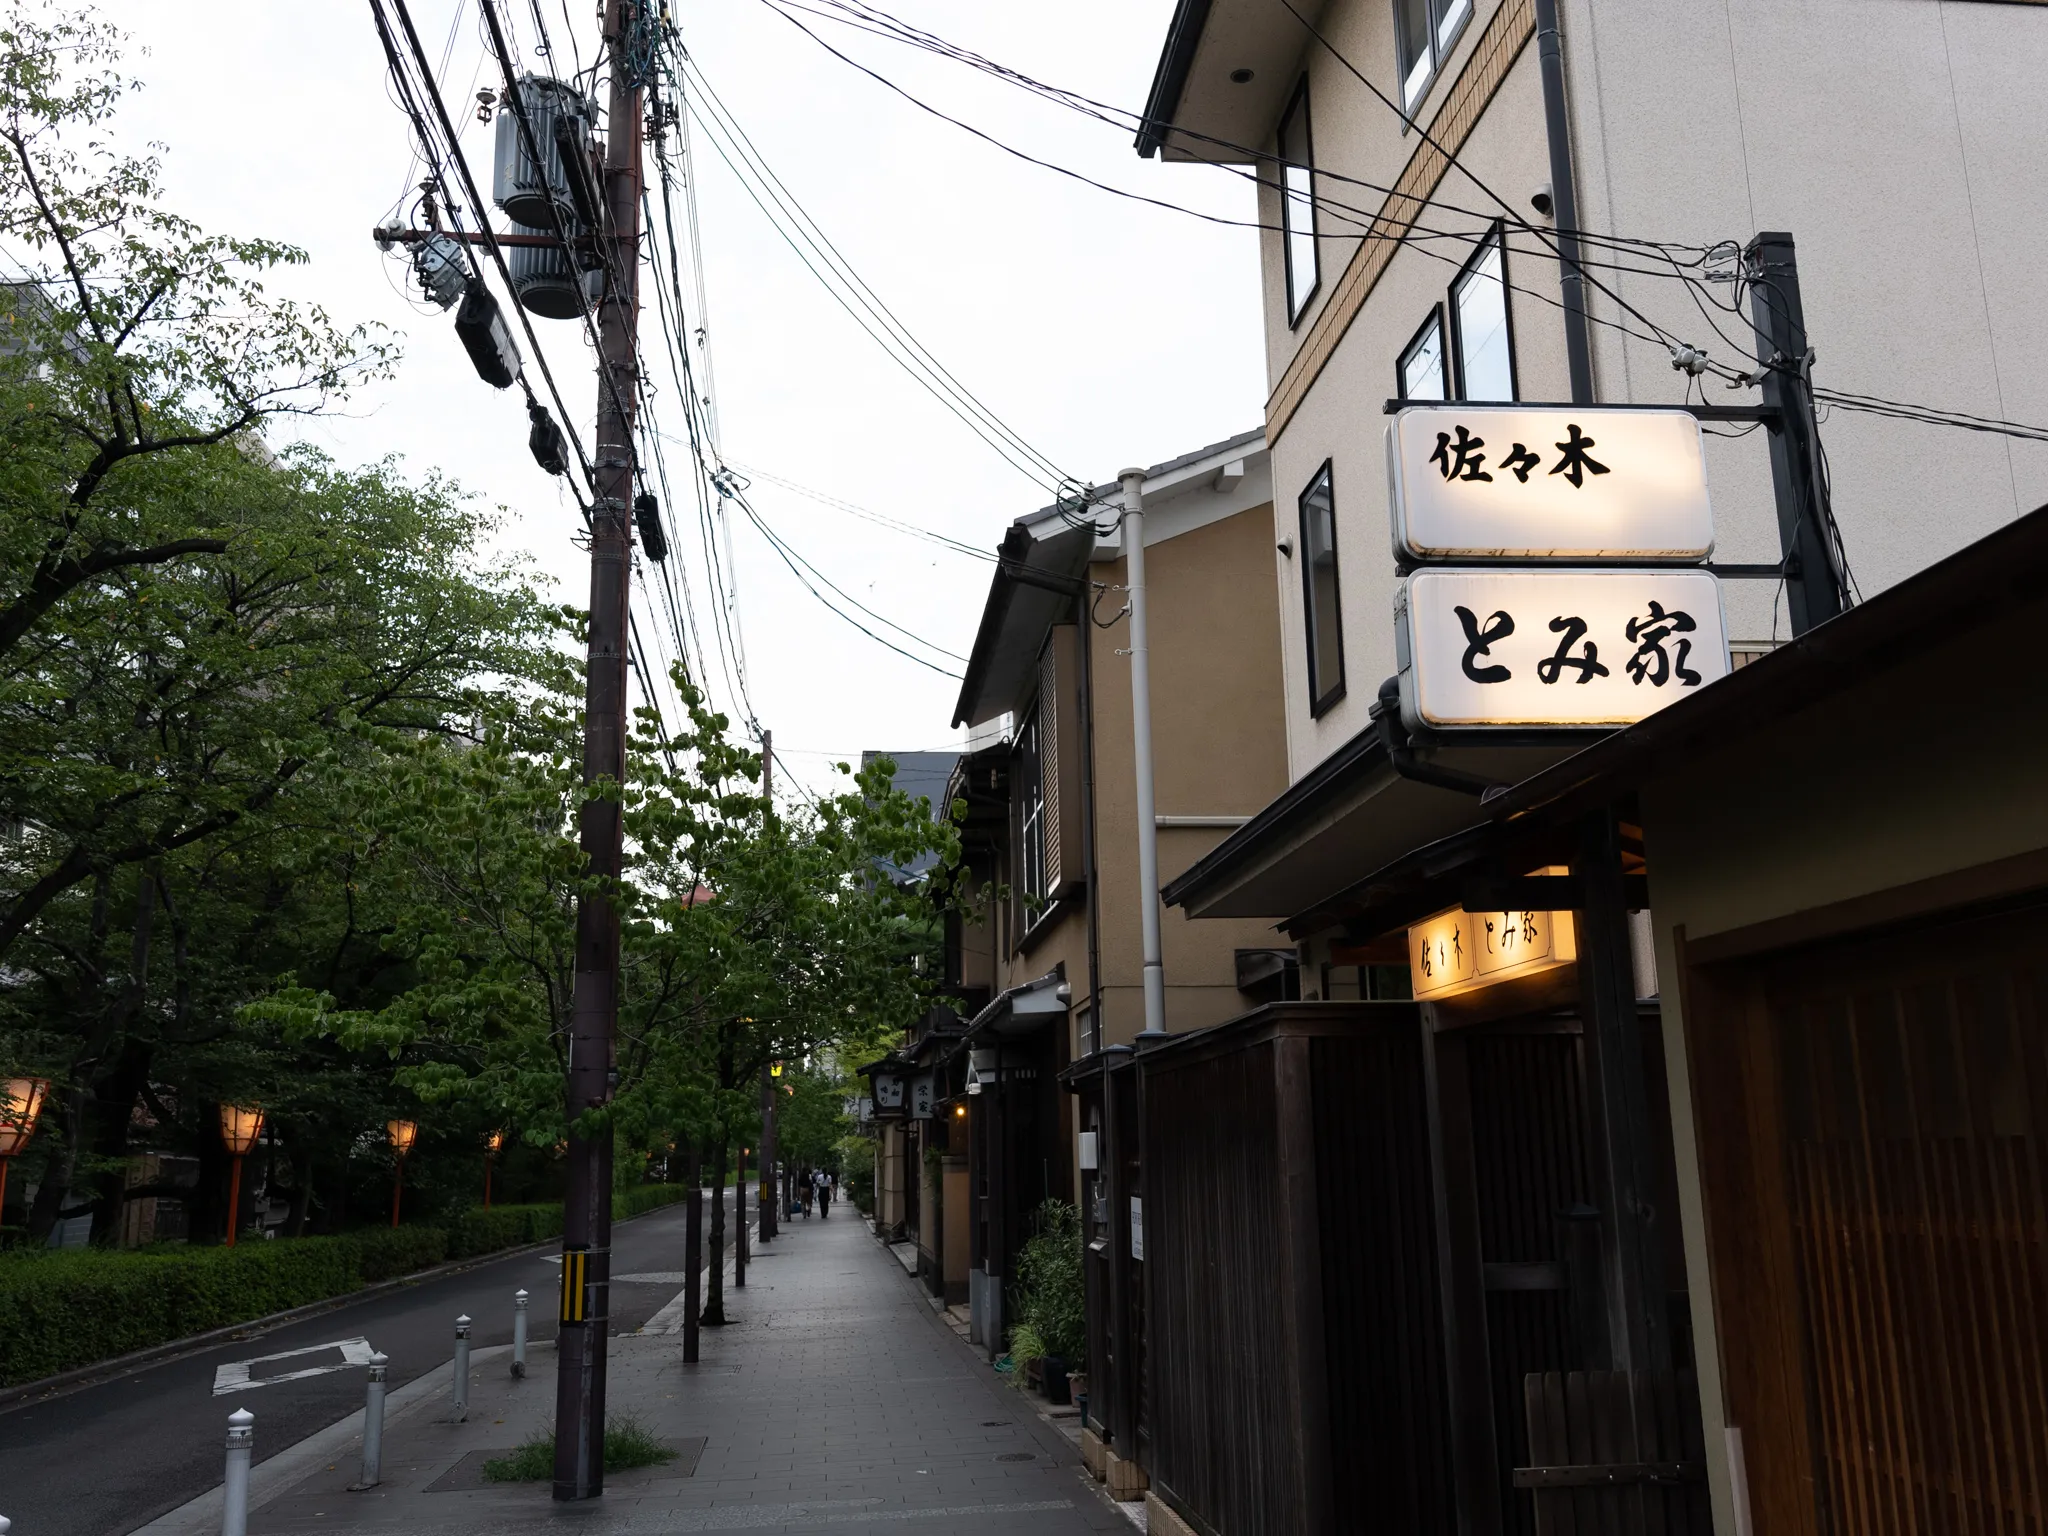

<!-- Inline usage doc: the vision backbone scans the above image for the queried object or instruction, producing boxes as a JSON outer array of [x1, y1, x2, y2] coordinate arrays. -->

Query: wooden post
[[1572, 808, 1671, 1373]]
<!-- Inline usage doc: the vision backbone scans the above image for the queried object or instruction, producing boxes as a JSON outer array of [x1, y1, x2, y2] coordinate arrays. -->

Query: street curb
[[126, 1342, 511, 1536], [0, 1196, 696, 1415]]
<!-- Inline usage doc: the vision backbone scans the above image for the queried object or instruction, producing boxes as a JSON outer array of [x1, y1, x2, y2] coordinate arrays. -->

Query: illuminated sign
[[1387, 405, 1714, 561], [1407, 906, 1577, 1001], [1396, 567, 1728, 730]]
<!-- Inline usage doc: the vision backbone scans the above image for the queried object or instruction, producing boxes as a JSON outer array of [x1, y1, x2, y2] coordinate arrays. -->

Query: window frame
[[1296, 459, 1347, 718], [1396, 305, 1449, 403], [1015, 705, 1046, 918], [1394, 0, 1474, 119], [1277, 77, 1320, 327], [1447, 221, 1518, 402]]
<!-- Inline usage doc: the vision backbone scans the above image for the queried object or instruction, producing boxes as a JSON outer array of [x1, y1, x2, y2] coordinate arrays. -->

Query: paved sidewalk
[[198, 1210, 1123, 1535]]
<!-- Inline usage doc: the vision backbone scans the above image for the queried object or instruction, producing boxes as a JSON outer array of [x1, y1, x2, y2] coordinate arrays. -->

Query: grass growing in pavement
[[482, 1416, 677, 1481]]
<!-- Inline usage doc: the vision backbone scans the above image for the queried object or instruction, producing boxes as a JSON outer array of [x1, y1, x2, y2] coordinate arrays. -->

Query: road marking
[[212, 1338, 376, 1396]]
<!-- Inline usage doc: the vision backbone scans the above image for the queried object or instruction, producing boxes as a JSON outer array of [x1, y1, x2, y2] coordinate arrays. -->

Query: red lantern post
[[0, 1077, 52, 1226], [387, 1119, 419, 1227], [218, 1104, 266, 1247], [484, 1129, 505, 1210]]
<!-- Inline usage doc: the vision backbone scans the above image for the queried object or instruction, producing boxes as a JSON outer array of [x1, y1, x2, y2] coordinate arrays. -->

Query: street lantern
[[484, 1129, 505, 1210], [218, 1104, 265, 1247], [387, 1119, 419, 1228], [0, 1076, 51, 1225]]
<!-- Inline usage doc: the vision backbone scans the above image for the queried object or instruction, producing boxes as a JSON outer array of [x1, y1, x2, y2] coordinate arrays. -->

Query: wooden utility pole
[[552, 0, 645, 1502]]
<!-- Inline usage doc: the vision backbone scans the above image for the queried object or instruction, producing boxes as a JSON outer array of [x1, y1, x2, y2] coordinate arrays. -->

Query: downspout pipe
[[1077, 581, 1104, 1057], [1535, 0, 1595, 406], [1374, 678, 1503, 798], [1119, 469, 1169, 1039]]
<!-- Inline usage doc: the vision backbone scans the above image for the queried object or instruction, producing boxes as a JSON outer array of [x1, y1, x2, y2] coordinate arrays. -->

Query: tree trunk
[[287, 1139, 314, 1237], [700, 1134, 729, 1326], [88, 1038, 155, 1244]]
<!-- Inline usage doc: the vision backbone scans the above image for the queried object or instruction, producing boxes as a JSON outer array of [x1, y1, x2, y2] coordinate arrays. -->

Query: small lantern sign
[[1407, 906, 1577, 1002]]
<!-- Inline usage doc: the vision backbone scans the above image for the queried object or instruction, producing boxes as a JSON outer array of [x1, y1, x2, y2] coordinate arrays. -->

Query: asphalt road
[[0, 1190, 748, 1536]]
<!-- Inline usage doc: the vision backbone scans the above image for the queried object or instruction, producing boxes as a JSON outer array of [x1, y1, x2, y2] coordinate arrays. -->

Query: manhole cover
[[996, 1452, 1034, 1463]]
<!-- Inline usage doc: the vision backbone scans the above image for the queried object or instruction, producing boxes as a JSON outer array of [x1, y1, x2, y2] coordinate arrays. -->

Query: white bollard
[[351, 1352, 387, 1490], [452, 1314, 472, 1421], [222, 1408, 254, 1536], [512, 1289, 529, 1378]]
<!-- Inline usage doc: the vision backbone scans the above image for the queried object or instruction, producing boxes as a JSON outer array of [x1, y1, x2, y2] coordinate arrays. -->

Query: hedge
[[0, 1184, 692, 1388], [613, 1184, 689, 1220], [0, 1238, 364, 1387], [447, 1202, 562, 1259]]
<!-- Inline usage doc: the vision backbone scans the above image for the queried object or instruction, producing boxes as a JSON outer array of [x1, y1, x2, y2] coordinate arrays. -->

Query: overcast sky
[[106, 0, 1264, 805]]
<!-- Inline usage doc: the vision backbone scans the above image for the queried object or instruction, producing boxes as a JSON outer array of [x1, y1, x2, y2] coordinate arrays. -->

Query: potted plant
[[1008, 1200, 1085, 1406]]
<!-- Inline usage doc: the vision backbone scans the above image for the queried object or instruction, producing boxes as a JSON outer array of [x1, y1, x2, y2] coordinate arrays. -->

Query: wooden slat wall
[[1139, 1007, 1456, 1536], [1312, 1025, 1458, 1535], [1143, 1038, 1298, 1532], [1690, 903, 2048, 1535], [1468, 1027, 1597, 1536]]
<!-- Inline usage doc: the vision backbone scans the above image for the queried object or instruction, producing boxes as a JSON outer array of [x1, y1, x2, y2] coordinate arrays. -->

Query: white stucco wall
[[1240, 0, 2048, 784]]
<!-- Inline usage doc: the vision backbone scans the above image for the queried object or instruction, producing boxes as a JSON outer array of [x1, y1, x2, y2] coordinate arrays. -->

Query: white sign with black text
[[1387, 405, 1714, 561], [1397, 567, 1729, 729]]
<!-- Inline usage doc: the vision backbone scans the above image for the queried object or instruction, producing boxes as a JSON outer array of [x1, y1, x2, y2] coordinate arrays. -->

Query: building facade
[[1105, 3, 2048, 1534]]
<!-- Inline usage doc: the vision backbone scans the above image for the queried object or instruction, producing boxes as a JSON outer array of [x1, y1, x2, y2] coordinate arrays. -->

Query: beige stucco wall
[[969, 501, 1292, 1046], [1088, 502, 1294, 1045]]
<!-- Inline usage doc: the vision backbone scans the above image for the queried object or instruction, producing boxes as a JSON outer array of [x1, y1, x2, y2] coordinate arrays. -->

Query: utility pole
[[1745, 232, 1849, 636], [1117, 469, 1167, 1039], [759, 729, 778, 1242], [554, 0, 645, 1502]]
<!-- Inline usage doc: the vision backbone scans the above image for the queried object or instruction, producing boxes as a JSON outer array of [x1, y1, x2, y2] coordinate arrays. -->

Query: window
[[1394, 0, 1473, 113], [1297, 462, 1345, 714], [1016, 708, 1045, 908], [1398, 308, 1447, 402], [1450, 225, 1515, 401], [1278, 80, 1318, 323]]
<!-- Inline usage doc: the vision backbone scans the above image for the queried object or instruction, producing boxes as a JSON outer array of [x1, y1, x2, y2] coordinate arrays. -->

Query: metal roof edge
[[1136, 0, 1215, 157]]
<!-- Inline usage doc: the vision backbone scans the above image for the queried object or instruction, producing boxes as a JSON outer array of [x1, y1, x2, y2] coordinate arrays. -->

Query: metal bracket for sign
[[1512, 1460, 1706, 1489], [1383, 398, 1782, 427], [1461, 874, 1649, 912]]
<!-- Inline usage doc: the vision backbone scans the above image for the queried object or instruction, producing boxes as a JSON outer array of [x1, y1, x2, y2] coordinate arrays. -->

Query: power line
[[669, 49, 1074, 494], [724, 460, 996, 561]]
